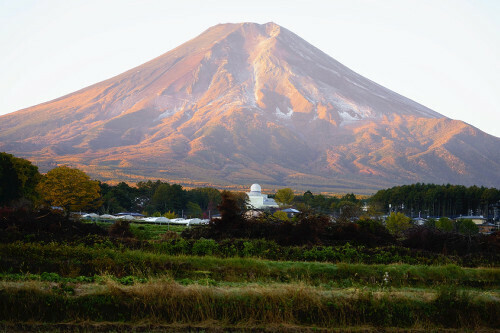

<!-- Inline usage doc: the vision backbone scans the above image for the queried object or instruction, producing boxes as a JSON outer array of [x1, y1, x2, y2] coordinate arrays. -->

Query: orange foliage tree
[[38, 166, 100, 215]]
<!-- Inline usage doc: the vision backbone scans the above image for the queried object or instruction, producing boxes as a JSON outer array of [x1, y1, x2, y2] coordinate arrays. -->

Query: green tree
[[385, 212, 412, 237], [272, 210, 289, 221], [99, 184, 124, 214], [336, 201, 361, 223], [310, 194, 329, 212], [424, 218, 436, 228], [152, 184, 171, 213], [186, 201, 203, 218], [37, 166, 100, 215], [435, 217, 454, 231], [275, 188, 294, 206], [456, 218, 479, 252], [188, 187, 221, 211], [362, 201, 384, 219], [456, 219, 479, 236], [232, 192, 249, 213], [152, 183, 185, 214], [136, 180, 163, 212], [340, 193, 358, 203], [0, 152, 40, 205], [10, 154, 41, 202], [0, 153, 22, 205], [303, 190, 314, 204], [98, 181, 137, 213], [112, 182, 137, 211]]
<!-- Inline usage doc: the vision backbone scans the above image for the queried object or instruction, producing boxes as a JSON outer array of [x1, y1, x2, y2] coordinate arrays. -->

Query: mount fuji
[[1, 22, 499, 192]]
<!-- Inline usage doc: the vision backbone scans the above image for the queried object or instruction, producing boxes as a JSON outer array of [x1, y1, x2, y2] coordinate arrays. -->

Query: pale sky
[[1, 0, 499, 137]]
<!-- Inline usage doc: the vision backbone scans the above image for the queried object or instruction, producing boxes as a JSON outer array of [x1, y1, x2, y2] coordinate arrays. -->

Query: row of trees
[[99, 180, 222, 218], [272, 189, 365, 216], [1, 153, 224, 218], [371, 183, 500, 217], [2, 152, 499, 222], [1, 151, 367, 219], [99, 184, 366, 219], [1, 153, 102, 216]]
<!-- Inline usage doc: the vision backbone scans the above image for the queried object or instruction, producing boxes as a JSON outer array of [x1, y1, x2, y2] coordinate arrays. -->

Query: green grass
[[129, 223, 186, 240], [87, 221, 186, 240], [1, 242, 499, 289]]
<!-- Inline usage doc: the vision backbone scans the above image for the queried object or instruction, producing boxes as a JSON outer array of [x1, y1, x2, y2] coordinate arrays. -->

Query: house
[[456, 215, 486, 225], [492, 201, 500, 221], [412, 217, 427, 226], [478, 223, 497, 234], [280, 208, 300, 218]]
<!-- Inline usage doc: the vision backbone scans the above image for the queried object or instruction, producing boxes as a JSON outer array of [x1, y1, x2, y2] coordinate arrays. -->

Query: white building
[[457, 215, 487, 225], [246, 184, 279, 209]]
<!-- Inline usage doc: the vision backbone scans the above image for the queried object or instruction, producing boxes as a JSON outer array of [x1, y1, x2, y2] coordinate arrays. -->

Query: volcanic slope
[[1, 22, 499, 192]]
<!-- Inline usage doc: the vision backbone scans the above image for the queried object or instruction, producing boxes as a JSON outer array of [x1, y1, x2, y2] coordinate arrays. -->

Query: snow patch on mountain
[[339, 110, 358, 122], [326, 95, 374, 123], [157, 106, 183, 120], [275, 107, 293, 120]]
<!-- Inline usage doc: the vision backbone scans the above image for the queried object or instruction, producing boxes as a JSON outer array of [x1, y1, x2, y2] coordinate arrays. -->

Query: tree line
[[1, 152, 366, 218], [0, 152, 222, 218], [99, 180, 222, 218], [370, 183, 500, 218], [2, 152, 499, 220], [275, 190, 364, 215]]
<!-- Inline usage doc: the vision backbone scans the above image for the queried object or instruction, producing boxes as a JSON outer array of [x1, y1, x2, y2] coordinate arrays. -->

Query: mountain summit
[[1, 22, 499, 191]]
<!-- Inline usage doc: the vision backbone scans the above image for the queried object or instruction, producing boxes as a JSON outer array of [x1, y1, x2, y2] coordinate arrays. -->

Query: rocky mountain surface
[[1, 22, 499, 192]]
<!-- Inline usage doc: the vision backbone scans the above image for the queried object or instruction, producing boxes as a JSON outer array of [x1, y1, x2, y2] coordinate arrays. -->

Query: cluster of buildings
[[412, 214, 497, 234]]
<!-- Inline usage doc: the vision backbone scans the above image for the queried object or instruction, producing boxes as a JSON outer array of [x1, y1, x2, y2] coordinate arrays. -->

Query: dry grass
[[1, 280, 499, 329]]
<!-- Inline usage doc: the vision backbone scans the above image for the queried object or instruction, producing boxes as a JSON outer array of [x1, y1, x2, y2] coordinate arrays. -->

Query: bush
[[272, 211, 289, 221], [402, 226, 494, 256], [40, 272, 61, 282], [192, 238, 218, 256], [108, 221, 134, 238], [161, 230, 180, 240], [163, 211, 177, 219]]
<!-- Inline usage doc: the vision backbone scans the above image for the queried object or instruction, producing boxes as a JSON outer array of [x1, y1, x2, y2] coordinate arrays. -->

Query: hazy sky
[[1, 0, 499, 137]]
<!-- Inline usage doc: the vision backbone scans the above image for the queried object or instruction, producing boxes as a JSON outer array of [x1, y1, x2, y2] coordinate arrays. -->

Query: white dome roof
[[250, 184, 262, 193]]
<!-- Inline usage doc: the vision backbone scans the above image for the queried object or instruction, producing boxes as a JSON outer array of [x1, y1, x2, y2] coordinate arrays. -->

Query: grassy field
[[94, 221, 186, 240], [1, 222, 499, 332]]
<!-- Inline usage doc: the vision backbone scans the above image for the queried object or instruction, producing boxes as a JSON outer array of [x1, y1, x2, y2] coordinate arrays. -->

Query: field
[[1, 222, 499, 332]]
